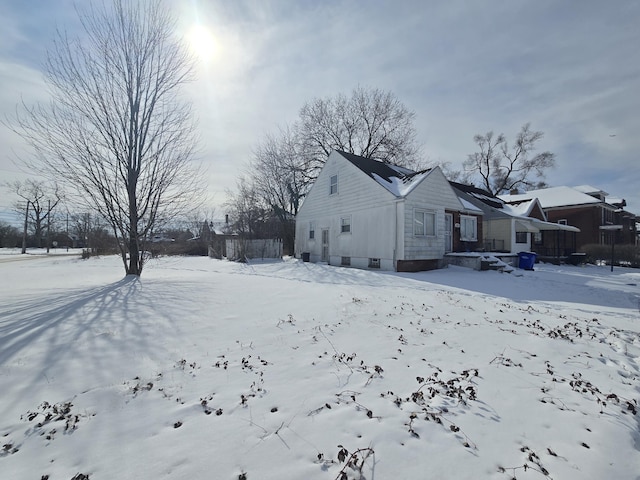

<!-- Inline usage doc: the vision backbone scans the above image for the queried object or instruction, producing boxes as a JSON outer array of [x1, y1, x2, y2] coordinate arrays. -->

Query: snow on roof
[[606, 197, 626, 207], [499, 186, 601, 208], [573, 185, 609, 196], [458, 196, 483, 213], [502, 198, 536, 217], [338, 150, 434, 197]]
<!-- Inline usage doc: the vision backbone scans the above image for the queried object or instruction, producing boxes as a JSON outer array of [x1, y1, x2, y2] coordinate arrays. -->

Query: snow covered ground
[[0, 253, 639, 480]]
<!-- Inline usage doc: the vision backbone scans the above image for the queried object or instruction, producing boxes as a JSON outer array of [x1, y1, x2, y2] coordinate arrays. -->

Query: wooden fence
[[223, 238, 283, 261]]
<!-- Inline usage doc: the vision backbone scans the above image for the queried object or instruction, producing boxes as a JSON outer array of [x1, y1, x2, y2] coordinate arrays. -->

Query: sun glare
[[187, 24, 216, 62]]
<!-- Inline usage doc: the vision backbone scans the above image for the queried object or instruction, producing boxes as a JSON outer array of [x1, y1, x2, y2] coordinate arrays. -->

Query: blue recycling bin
[[518, 251, 537, 270]]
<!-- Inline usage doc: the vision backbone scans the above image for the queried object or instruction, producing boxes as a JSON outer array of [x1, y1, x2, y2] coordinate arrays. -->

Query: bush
[[581, 243, 640, 268], [155, 240, 209, 257]]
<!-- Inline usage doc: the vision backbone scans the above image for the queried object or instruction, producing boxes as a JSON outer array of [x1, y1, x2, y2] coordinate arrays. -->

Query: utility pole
[[21, 201, 29, 254], [46, 199, 51, 253]]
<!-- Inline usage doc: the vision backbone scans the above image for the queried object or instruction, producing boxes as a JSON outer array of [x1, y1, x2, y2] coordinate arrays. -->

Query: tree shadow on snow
[[0, 275, 187, 411]]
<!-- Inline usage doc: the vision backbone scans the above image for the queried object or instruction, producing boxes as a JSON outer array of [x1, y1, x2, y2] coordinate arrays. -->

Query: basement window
[[368, 258, 381, 269]]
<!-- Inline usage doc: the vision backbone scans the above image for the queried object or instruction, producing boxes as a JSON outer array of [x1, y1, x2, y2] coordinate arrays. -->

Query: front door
[[321, 229, 329, 263], [444, 213, 453, 253]]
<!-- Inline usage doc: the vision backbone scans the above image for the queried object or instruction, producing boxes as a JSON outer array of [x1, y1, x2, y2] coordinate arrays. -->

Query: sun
[[186, 24, 216, 62]]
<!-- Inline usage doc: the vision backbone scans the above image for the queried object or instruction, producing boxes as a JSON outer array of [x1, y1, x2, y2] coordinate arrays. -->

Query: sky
[[1, 0, 639, 224]]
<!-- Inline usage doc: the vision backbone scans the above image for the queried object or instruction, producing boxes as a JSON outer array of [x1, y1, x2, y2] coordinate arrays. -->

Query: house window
[[309, 222, 315, 240], [330, 175, 338, 195], [515, 231, 528, 244], [558, 219, 567, 225], [534, 232, 543, 244], [368, 258, 380, 269], [341, 216, 351, 233], [414, 210, 436, 236], [341, 256, 351, 266], [460, 215, 477, 242]]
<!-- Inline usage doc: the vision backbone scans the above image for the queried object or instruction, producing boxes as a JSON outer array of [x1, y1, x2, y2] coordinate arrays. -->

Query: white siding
[[512, 219, 533, 254], [483, 218, 512, 252], [296, 154, 467, 270], [295, 151, 398, 268], [402, 168, 464, 260], [482, 218, 532, 253]]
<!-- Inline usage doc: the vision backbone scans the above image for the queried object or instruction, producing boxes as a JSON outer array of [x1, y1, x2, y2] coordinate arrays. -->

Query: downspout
[[394, 198, 403, 271]]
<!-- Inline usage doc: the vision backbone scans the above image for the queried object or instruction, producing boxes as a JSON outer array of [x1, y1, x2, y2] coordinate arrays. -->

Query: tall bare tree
[[463, 123, 555, 195], [299, 86, 422, 175], [9, 0, 201, 275]]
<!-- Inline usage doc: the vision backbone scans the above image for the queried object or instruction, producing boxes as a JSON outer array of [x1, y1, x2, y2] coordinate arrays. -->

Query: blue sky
[[1, 0, 639, 224]]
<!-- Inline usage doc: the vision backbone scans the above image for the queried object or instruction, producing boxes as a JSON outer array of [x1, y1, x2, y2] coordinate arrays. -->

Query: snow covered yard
[[0, 254, 639, 480]]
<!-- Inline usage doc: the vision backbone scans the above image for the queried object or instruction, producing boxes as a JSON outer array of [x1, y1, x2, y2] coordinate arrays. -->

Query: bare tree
[[463, 123, 555, 195], [182, 207, 218, 240], [299, 86, 422, 174], [250, 127, 305, 252], [68, 211, 114, 252], [7, 179, 62, 249], [8, 0, 202, 275], [225, 176, 269, 239]]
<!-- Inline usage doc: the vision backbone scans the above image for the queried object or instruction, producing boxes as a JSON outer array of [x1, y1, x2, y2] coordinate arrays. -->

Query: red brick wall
[[545, 206, 602, 249]]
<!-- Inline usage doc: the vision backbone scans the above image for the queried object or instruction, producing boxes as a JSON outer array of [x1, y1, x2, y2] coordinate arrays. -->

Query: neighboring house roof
[[499, 186, 601, 209], [502, 199, 539, 218], [337, 150, 435, 198], [606, 197, 626, 208], [457, 196, 484, 214], [450, 182, 578, 232], [449, 182, 503, 209], [530, 219, 580, 232], [573, 185, 609, 197]]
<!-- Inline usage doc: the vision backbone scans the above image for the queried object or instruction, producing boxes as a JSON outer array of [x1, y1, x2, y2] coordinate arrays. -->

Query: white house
[[295, 150, 481, 272]]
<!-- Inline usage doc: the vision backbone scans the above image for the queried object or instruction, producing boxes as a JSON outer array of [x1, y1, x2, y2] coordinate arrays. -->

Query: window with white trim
[[368, 258, 380, 269], [515, 231, 528, 243], [330, 175, 338, 195], [414, 210, 436, 236], [309, 222, 315, 240], [340, 216, 351, 233], [460, 215, 477, 242]]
